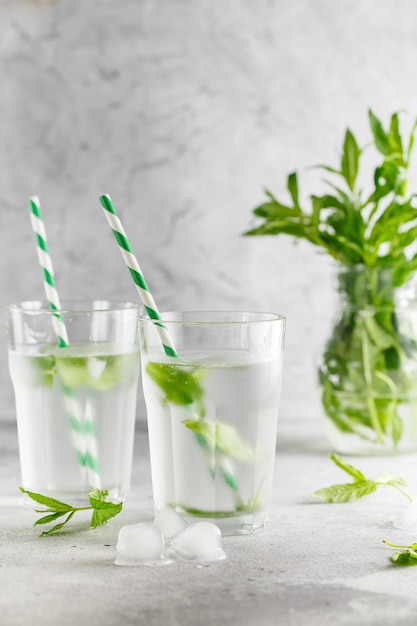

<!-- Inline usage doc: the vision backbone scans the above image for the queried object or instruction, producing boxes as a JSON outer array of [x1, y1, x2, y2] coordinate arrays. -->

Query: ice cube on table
[[154, 508, 187, 539], [393, 497, 417, 530], [115, 523, 169, 566], [169, 522, 226, 561]]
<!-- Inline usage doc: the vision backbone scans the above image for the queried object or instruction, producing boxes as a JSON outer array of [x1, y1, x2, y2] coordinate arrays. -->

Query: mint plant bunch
[[245, 110, 417, 451]]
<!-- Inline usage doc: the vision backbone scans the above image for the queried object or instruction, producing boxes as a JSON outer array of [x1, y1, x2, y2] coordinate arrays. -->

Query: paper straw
[[29, 197, 69, 348], [100, 194, 241, 498], [28, 196, 100, 488], [100, 194, 178, 358]]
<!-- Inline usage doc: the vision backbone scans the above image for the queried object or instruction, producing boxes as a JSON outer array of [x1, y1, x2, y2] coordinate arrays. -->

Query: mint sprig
[[313, 453, 411, 503], [244, 110, 417, 449], [383, 540, 417, 566], [20, 487, 123, 536], [244, 109, 417, 272]]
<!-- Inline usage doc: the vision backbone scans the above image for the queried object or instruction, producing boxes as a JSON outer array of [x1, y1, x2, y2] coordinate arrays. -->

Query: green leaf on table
[[374, 471, 407, 486], [19, 488, 73, 512], [392, 550, 417, 565], [39, 512, 76, 537], [89, 489, 123, 528], [383, 540, 417, 566], [328, 453, 366, 481], [34, 511, 68, 526], [314, 480, 377, 503], [313, 454, 411, 503], [20, 487, 123, 536]]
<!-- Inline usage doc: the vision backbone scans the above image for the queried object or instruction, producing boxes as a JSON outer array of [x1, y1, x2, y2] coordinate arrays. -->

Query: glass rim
[[138, 310, 286, 325], [6, 300, 141, 315]]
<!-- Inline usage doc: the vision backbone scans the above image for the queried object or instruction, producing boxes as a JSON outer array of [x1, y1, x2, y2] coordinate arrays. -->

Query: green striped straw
[[29, 197, 69, 348], [100, 194, 177, 358], [28, 196, 100, 487], [99, 193, 241, 498]]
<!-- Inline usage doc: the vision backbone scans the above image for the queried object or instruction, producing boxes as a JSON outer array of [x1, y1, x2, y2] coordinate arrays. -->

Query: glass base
[[325, 419, 417, 456], [174, 506, 269, 536]]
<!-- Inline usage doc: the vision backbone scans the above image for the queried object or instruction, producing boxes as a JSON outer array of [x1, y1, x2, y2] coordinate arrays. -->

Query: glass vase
[[319, 265, 417, 455]]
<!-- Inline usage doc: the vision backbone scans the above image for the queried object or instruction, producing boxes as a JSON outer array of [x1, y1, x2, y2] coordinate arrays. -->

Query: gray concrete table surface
[[2, 418, 417, 626]]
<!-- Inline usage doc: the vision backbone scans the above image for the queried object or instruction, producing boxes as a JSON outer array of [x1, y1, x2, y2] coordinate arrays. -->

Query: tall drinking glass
[[139, 311, 286, 535], [6, 300, 141, 503]]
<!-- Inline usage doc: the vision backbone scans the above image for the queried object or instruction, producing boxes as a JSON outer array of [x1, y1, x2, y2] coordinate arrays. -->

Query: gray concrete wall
[[1, 0, 417, 425]]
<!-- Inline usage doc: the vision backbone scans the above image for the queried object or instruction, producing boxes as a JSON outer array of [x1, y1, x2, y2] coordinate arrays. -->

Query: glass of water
[[6, 300, 141, 504], [139, 310, 286, 535]]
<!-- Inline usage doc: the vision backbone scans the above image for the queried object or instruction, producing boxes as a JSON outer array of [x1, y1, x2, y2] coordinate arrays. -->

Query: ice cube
[[393, 497, 417, 530], [169, 522, 226, 561], [154, 508, 187, 539], [88, 357, 107, 381], [115, 523, 168, 566]]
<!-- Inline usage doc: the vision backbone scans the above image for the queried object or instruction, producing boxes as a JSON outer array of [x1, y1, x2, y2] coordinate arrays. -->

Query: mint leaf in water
[[146, 362, 205, 416], [183, 419, 255, 462], [313, 454, 411, 503], [20, 487, 123, 536]]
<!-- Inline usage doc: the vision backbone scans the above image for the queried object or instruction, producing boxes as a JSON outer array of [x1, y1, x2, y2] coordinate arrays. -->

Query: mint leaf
[[89, 490, 123, 528], [369, 109, 391, 155], [20, 487, 73, 512], [341, 128, 360, 191], [88, 488, 109, 503], [313, 455, 410, 503], [314, 480, 377, 503], [383, 541, 417, 566], [20, 487, 123, 536], [34, 512, 68, 526], [146, 362, 205, 415], [328, 453, 366, 481], [392, 551, 417, 565], [287, 172, 302, 212], [183, 419, 255, 462], [39, 512, 76, 537], [375, 471, 407, 486]]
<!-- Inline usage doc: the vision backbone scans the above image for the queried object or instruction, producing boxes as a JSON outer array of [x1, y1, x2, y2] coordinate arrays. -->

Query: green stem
[[174, 502, 261, 518], [360, 318, 385, 443], [383, 539, 415, 549], [326, 404, 376, 442], [382, 483, 413, 503]]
